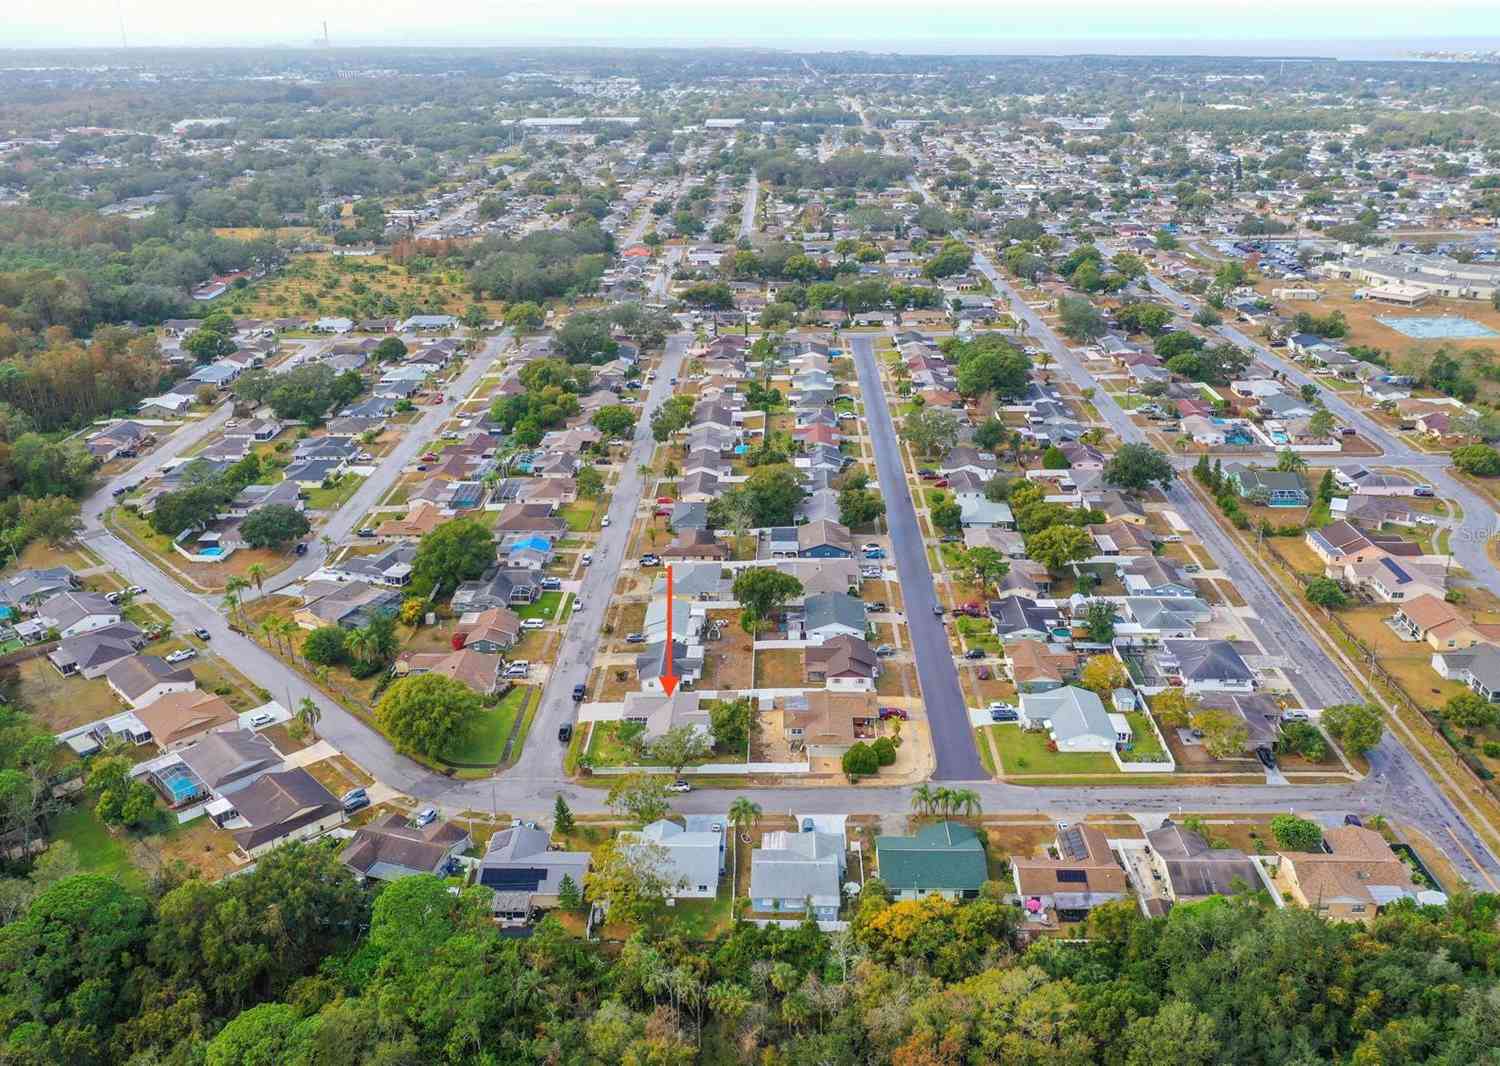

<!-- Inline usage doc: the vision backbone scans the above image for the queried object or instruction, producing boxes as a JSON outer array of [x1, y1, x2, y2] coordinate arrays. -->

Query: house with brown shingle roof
[[135, 690, 238, 751], [376, 500, 448, 540], [1012, 823, 1130, 922], [456, 607, 522, 652], [664, 529, 730, 561], [393, 648, 502, 695], [1274, 825, 1436, 925], [340, 811, 472, 883], [1391, 594, 1485, 651], [804, 635, 879, 692], [226, 768, 343, 859], [781, 691, 877, 759], [1006, 639, 1078, 693]]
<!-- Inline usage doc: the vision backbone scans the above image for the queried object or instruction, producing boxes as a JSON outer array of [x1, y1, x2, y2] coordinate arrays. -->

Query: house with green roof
[[874, 821, 989, 901]]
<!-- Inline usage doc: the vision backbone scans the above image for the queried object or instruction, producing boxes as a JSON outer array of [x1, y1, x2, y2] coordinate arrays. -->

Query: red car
[[657, 496, 674, 504], [878, 707, 909, 721], [934, 478, 950, 488]]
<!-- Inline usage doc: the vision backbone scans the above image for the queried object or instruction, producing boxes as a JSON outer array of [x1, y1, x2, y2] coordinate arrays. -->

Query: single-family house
[[874, 821, 988, 901], [1225, 464, 1308, 506], [1162, 639, 1256, 693], [1006, 639, 1079, 693], [47, 623, 145, 679], [1391, 594, 1485, 650], [177, 729, 282, 796], [621, 818, 726, 899], [804, 635, 879, 691], [341, 812, 472, 883], [1274, 825, 1438, 925], [135, 690, 238, 751], [1018, 686, 1122, 753], [802, 592, 868, 641], [1012, 823, 1130, 922], [224, 769, 343, 858], [37, 591, 120, 638], [478, 826, 591, 919], [797, 520, 853, 559], [749, 830, 847, 920], [1146, 819, 1264, 905], [105, 654, 197, 710]]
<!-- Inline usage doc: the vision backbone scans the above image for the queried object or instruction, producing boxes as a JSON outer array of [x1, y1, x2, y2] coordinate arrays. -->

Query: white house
[[1018, 686, 1122, 753]]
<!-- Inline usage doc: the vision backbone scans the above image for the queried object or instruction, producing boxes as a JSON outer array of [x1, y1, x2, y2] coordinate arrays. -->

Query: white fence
[[587, 761, 809, 776]]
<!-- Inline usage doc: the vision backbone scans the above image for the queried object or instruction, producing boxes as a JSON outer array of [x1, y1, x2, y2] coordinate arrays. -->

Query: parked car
[[639, 554, 661, 567], [294, 542, 308, 555], [520, 618, 547, 630], [931, 604, 945, 616], [667, 779, 692, 793], [540, 577, 562, 590], [105, 591, 122, 604], [414, 808, 438, 828], [862, 542, 882, 552], [341, 787, 367, 805], [860, 566, 883, 578], [963, 648, 985, 660], [356, 528, 376, 537], [989, 707, 1018, 722], [572, 684, 586, 701], [249, 712, 274, 728], [601, 516, 611, 527], [193, 627, 212, 640], [1413, 486, 1435, 497], [878, 707, 909, 721], [581, 553, 593, 565], [558, 724, 573, 743], [164, 649, 197, 664], [863, 548, 887, 559], [111, 486, 127, 497], [1343, 813, 1364, 827], [625, 632, 647, 644], [868, 602, 888, 613], [1254, 746, 1278, 770], [874, 644, 895, 657]]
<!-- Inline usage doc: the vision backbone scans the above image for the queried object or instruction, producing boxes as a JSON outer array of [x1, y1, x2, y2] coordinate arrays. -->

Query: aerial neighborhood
[[0, 37, 1498, 1066]]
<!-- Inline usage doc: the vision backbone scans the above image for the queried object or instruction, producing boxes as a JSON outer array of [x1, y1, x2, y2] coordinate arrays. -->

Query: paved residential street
[[850, 334, 987, 780]]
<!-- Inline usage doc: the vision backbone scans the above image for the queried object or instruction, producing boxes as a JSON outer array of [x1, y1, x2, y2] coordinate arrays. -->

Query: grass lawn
[[989, 724, 1117, 775], [505, 689, 539, 765], [1122, 712, 1167, 760], [441, 687, 531, 767], [515, 591, 564, 622], [656, 892, 734, 940], [561, 499, 601, 532], [50, 806, 143, 890], [753, 648, 804, 688], [955, 617, 1002, 654], [304, 474, 366, 511]]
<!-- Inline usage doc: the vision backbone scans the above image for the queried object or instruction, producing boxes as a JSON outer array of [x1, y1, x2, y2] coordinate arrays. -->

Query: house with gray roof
[[47, 622, 145, 679], [749, 829, 846, 920], [37, 590, 120, 638], [0, 566, 77, 611], [224, 768, 343, 859], [105, 654, 196, 709], [874, 821, 988, 901], [1225, 464, 1308, 507], [801, 592, 867, 641], [621, 818, 725, 899], [1162, 639, 1255, 693], [177, 729, 282, 795], [1123, 597, 1212, 638], [478, 826, 591, 919], [1145, 819, 1264, 905], [1019, 686, 1123, 753]]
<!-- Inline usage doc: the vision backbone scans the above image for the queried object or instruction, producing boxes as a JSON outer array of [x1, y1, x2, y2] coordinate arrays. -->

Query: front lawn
[[441, 686, 532, 766], [988, 724, 1117, 774], [561, 499, 601, 532], [304, 474, 366, 510], [515, 591, 564, 621], [955, 617, 1002, 655], [50, 806, 143, 889]]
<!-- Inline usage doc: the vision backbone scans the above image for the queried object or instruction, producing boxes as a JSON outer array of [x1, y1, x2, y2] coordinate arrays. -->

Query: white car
[[601, 516, 611, 527], [164, 649, 197, 664], [127, 585, 148, 596], [248, 712, 274, 728], [581, 553, 593, 565], [520, 618, 547, 630], [668, 780, 693, 794]]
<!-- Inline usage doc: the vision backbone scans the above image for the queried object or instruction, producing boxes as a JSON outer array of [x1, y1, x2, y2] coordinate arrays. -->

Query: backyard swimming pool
[[155, 763, 205, 804], [1376, 315, 1499, 340]]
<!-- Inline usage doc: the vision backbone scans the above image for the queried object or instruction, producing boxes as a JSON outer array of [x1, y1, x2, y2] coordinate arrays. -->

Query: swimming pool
[[198, 546, 224, 557], [1376, 315, 1499, 340], [156, 764, 204, 804]]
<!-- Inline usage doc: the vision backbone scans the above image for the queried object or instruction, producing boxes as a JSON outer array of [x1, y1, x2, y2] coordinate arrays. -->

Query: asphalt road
[[850, 334, 987, 780], [739, 171, 758, 241]]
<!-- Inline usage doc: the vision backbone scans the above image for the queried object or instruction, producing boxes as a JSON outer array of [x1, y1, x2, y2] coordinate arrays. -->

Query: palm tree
[[246, 563, 267, 599], [910, 783, 935, 817], [259, 619, 282, 654], [949, 788, 982, 820], [220, 591, 241, 627], [296, 696, 322, 738], [223, 576, 250, 623], [728, 796, 761, 897], [345, 627, 375, 666], [932, 787, 956, 818]]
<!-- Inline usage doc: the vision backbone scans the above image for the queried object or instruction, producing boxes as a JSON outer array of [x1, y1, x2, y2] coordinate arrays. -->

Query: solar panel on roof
[[479, 867, 545, 891], [1059, 826, 1087, 861], [1056, 869, 1087, 884]]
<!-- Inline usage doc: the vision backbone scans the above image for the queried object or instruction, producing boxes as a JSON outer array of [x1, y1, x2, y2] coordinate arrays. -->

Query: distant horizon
[[8, 0, 1500, 58], [4, 37, 1500, 62]]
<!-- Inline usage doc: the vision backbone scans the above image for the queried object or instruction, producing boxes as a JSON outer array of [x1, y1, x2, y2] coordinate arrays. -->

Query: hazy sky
[[8, 0, 1500, 51]]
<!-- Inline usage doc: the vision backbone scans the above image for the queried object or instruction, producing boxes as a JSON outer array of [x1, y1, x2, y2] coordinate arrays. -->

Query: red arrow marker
[[659, 562, 679, 697]]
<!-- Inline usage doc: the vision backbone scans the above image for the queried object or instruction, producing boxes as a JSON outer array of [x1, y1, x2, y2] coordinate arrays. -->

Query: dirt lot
[[5, 657, 124, 733], [753, 648, 803, 689]]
